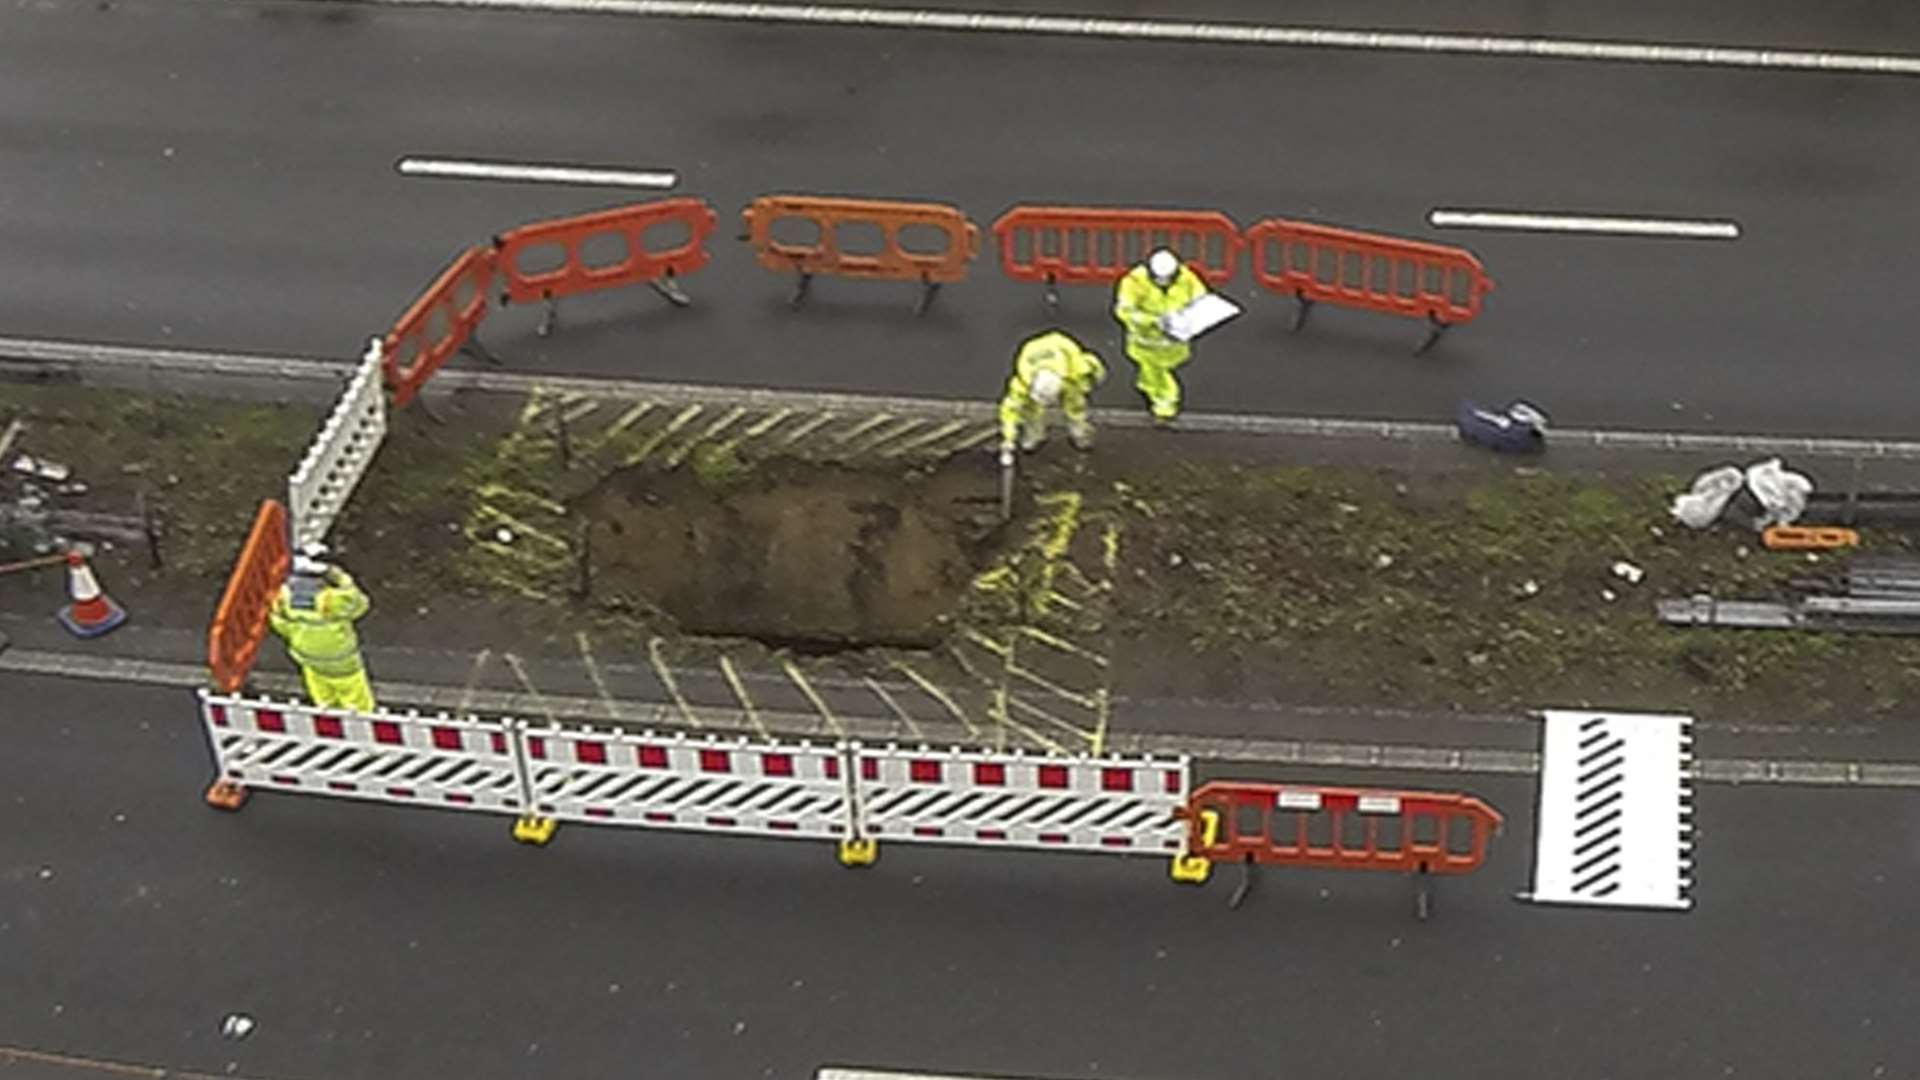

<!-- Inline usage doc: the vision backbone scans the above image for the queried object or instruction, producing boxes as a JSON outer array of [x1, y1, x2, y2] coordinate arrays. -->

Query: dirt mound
[[577, 455, 1005, 648]]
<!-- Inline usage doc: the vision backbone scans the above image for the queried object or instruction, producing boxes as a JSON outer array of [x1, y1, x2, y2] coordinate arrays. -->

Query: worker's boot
[[1067, 419, 1095, 450]]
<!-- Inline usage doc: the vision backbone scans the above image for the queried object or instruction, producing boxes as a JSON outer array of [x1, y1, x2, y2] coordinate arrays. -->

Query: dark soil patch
[[576, 456, 1006, 649]]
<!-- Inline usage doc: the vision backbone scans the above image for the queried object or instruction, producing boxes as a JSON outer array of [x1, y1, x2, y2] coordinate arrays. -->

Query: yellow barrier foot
[[512, 815, 557, 846], [204, 779, 249, 812], [837, 838, 878, 868], [1169, 854, 1212, 885]]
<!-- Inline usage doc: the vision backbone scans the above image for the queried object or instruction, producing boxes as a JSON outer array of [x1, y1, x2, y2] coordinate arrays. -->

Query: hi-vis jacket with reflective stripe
[[268, 571, 371, 677], [1112, 261, 1208, 360], [998, 330, 1106, 444]]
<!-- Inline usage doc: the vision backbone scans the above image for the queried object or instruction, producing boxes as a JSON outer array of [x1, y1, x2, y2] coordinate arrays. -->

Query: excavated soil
[[575, 456, 1006, 649]]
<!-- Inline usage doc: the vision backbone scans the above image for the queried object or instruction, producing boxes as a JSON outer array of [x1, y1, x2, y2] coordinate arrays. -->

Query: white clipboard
[[1162, 292, 1242, 343]]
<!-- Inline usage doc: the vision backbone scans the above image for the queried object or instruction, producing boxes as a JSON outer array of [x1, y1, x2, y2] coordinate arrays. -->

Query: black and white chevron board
[[1525, 710, 1695, 911]]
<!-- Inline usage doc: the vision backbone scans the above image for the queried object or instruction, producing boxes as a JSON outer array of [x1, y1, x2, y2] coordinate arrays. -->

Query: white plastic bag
[[1670, 465, 1744, 529], [1745, 457, 1813, 528]]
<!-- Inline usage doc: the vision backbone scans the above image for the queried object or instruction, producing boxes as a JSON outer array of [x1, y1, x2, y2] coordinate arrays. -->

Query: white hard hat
[[293, 542, 330, 577], [1147, 249, 1179, 283], [1029, 368, 1064, 407]]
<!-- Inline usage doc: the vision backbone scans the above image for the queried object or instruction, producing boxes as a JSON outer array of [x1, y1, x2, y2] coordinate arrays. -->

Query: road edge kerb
[[8, 646, 1919, 788], [323, 0, 1920, 78], [8, 334, 1920, 460]]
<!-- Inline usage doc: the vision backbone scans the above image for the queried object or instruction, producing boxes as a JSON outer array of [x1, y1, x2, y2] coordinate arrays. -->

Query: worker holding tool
[[997, 329, 1107, 464], [269, 543, 376, 713], [1112, 248, 1211, 424]]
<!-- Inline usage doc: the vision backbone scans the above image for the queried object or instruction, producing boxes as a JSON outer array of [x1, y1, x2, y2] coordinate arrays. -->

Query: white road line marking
[[359, 0, 1920, 78], [3, 647, 1917, 786], [1430, 209, 1741, 239], [396, 156, 677, 189]]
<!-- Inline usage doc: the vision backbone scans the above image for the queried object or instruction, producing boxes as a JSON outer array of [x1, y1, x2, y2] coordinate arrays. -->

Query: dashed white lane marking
[[1430, 209, 1742, 239], [396, 156, 677, 189], [358, 0, 1920, 78]]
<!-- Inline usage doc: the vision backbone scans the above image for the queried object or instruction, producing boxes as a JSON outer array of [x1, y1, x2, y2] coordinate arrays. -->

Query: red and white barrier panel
[[519, 723, 851, 841], [197, 690, 523, 813], [849, 744, 1190, 855]]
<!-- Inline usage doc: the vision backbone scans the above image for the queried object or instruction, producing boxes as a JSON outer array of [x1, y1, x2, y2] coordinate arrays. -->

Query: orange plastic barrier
[[206, 499, 290, 693], [381, 245, 497, 408], [738, 195, 979, 312], [1180, 781, 1503, 876], [992, 205, 1242, 307], [1245, 218, 1494, 350], [1762, 525, 1860, 551], [494, 197, 717, 313]]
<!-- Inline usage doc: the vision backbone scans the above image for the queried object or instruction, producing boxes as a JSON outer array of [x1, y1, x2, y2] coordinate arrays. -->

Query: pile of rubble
[[0, 415, 160, 565], [1659, 456, 1920, 635]]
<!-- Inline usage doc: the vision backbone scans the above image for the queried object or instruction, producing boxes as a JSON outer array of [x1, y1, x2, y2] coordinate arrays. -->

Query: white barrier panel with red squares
[[518, 723, 852, 840], [196, 692, 1191, 861], [848, 743, 1190, 856], [198, 690, 524, 814]]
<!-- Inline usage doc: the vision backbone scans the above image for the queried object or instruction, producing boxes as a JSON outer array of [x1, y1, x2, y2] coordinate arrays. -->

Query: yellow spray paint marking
[[774, 411, 837, 449], [1006, 661, 1100, 711], [475, 483, 566, 517], [516, 387, 554, 426], [709, 407, 797, 457], [502, 652, 560, 726], [574, 631, 621, 723], [862, 675, 923, 740], [717, 655, 769, 738], [961, 627, 1011, 658], [842, 416, 926, 457], [782, 660, 844, 738], [470, 505, 572, 553], [599, 400, 658, 442], [996, 703, 1072, 754], [1018, 625, 1108, 668], [1007, 694, 1094, 745], [560, 398, 601, 425], [622, 404, 704, 467], [648, 637, 701, 729], [1042, 588, 1084, 613], [892, 661, 981, 740], [945, 643, 1011, 750], [456, 648, 494, 713], [827, 413, 894, 447], [948, 426, 1000, 453], [663, 405, 749, 468], [881, 418, 973, 458]]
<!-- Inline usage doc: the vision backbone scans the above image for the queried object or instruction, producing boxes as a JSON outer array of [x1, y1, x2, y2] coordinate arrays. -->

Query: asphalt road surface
[[4, 671, 1918, 1079], [2, 0, 1920, 437]]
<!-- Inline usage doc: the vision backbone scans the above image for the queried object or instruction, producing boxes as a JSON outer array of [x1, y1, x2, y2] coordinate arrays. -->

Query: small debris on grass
[[1611, 560, 1645, 585], [1601, 588, 1618, 603], [11, 454, 69, 482], [1374, 553, 1395, 570], [495, 527, 515, 545], [1515, 579, 1540, 599]]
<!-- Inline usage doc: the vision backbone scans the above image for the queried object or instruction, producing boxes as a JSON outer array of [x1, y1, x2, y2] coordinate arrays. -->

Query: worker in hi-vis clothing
[[269, 543, 376, 713], [1112, 248, 1209, 423], [997, 329, 1107, 465]]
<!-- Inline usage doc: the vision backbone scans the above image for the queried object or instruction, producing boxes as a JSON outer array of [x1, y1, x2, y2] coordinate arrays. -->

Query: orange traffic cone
[[55, 551, 127, 638]]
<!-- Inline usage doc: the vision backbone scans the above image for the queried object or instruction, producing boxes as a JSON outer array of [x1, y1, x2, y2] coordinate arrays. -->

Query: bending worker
[[269, 543, 377, 713], [998, 329, 1107, 464], [1112, 248, 1210, 424]]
